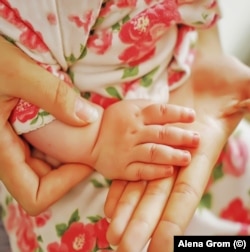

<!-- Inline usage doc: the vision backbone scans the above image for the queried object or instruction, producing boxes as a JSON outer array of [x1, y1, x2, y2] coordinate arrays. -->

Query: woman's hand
[[104, 49, 250, 251], [0, 37, 99, 215]]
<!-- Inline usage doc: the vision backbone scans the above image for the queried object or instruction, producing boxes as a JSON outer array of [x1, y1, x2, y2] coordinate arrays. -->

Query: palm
[[170, 51, 250, 162], [147, 52, 250, 252], [105, 51, 250, 252]]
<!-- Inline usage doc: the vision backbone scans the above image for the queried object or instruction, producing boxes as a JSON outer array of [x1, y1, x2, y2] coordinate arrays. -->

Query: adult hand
[[104, 48, 250, 251], [0, 36, 99, 215]]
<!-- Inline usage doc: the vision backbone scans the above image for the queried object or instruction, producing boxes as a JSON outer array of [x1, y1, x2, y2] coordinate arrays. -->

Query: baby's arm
[[25, 100, 200, 180], [14, 99, 199, 214]]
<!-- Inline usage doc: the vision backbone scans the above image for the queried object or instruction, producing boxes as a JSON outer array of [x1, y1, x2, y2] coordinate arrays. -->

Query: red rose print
[[9, 99, 39, 123], [121, 80, 138, 94], [20, 28, 49, 53], [94, 218, 110, 249], [174, 25, 194, 55], [16, 222, 39, 252], [68, 11, 93, 33], [220, 198, 250, 224], [0, 0, 26, 29], [90, 93, 119, 109], [35, 210, 51, 227], [6, 203, 19, 231], [167, 69, 185, 86], [87, 29, 113, 55], [47, 13, 57, 25], [117, 0, 137, 8], [6, 204, 39, 252], [118, 1, 181, 65], [100, 0, 137, 18], [47, 242, 69, 252], [238, 224, 250, 235], [61, 222, 96, 252], [222, 138, 248, 177], [0, 1, 49, 53]]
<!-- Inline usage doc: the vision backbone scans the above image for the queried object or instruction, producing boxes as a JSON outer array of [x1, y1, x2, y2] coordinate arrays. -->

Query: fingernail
[[183, 151, 191, 162], [187, 108, 196, 120], [75, 98, 99, 122], [192, 132, 200, 145], [165, 165, 174, 176]]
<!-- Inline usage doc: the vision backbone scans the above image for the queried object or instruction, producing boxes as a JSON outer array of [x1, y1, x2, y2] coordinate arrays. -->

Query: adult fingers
[[0, 36, 99, 126], [147, 129, 226, 252], [104, 180, 128, 219], [141, 104, 195, 125], [107, 181, 147, 245], [116, 177, 176, 252]]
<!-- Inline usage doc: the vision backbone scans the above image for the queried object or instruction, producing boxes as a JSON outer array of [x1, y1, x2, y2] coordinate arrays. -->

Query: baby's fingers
[[140, 125, 200, 148], [133, 144, 191, 166], [123, 144, 190, 180], [142, 104, 195, 125]]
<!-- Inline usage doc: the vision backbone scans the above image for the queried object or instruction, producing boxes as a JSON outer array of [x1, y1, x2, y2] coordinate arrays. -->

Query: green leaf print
[[212, 163, 224, 181], [65, 53, 78, 64], [106, 87, 122, 99], [0, 205, 6, 219], [112, 15, 130, 31], [30, 116, 39, 125], [34, 247, 43, 252], [122, 66, 139, 79], [67, 68, 75, 83], [122, 15, 130, 24], [78, 45, 87, 60], [55, 209, 80, 237], [202, 13, 209, 20], [83, 92, 91, 99], [91, 178, 106, 188], [68, 209, 80, 226], [37, 235, 43, 243], [5, 195, 13, 205], [39, 111, 50, 117], [112, 22, 121, 31], [105, 178, 112, 186], [92, 17, 104, 29], [193, 21, 204, 26], [140, 66, 159, 87], [199, 193, 212, 209], [91, 178, 112, 188], [3, 35, 15, 44], [55, 223, 68, 237], [87, 215, 102, 223]]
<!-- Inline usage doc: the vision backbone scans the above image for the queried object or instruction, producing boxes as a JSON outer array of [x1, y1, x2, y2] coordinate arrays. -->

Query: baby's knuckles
[[91, 101, 143, 177]]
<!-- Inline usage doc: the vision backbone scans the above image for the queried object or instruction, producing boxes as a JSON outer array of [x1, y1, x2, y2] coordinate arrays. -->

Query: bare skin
[[0, 36, 98, 216], [104, 29, 250, 252]]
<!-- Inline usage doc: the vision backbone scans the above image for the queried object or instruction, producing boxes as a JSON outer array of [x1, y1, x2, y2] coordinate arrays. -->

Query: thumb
[[0, 36, 99, 126]]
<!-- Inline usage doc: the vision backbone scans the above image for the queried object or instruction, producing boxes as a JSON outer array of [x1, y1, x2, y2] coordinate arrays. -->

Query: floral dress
[[0, 1, 249, 252]]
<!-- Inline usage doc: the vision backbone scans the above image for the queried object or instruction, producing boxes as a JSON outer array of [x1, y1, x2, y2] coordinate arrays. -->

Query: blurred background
[[219, 0, 250, 66]]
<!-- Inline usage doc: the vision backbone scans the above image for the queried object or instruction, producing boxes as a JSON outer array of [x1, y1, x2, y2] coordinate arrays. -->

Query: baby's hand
[[90, 100, 200, 180]]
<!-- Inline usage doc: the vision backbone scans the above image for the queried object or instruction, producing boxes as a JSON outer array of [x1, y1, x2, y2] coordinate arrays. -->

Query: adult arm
[[105, 25, 250, 252], [0, 36, 99, 215]]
